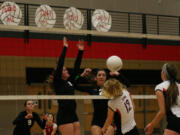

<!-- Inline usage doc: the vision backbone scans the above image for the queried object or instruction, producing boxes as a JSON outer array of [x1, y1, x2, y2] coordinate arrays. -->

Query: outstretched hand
[[77, 39, 84, 50], [63, 37, 68, 47], [42, 114, 48, 120], [81, 68, 92, 77], [109, 71, 119, 76]]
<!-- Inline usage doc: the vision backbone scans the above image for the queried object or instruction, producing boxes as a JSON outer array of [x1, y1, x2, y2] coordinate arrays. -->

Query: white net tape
[[0, 95, 156, 100]]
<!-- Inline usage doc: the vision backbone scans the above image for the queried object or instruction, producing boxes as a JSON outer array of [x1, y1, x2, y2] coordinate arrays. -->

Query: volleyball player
[[13, 100, 47, 135], [102, 79, 139, 135], [77, 69, 129, 135], [145, 63, 180, 135], [52, 37, 84, 135], [43, 113, 57, 135]]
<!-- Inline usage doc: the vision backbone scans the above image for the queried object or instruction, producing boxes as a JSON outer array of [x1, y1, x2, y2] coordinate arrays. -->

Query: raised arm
[[54, 37, 68, 81], [70, 40, 84, 82], [75, 68, 95, 93], [109, 71, 130, 88], [34, 112, 46, 129]]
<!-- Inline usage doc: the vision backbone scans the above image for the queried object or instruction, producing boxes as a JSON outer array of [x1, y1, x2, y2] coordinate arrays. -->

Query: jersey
[[155, 81, 180, 117], [108, 90, 136, 134], [45, 123, 57, 135], [53, 47, 83, 125], [13, 111, 46, 135]]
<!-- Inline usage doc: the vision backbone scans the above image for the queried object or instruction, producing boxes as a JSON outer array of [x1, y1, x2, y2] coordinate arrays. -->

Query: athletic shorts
[[91, 113, 106, 128], [91, 117, 105, 128], [166, 112, 180, 133], [124, 126, 139, 135], [56, 109, 79, 125]]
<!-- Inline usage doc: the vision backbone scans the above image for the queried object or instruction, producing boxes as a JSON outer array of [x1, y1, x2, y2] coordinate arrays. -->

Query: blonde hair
[[102, 79, 123, 98]]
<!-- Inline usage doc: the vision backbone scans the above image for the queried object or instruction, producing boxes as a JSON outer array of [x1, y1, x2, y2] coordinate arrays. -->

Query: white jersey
[[155, 81, 180, 117], [108, 90, 136, 134]]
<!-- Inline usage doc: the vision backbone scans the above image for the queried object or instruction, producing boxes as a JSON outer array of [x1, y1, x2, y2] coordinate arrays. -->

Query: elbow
[[159, 110, 166, 117]]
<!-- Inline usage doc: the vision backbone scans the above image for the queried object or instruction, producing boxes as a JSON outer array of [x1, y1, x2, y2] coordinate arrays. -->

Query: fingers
[[81, 68, 92, 77], [109, 71, 119, 76], [25, 113, 33, 119], [42, 114, 48, 120], [77, 39, 84, 50], [63, 37, 68, 47], [85, 68, 92, 73]]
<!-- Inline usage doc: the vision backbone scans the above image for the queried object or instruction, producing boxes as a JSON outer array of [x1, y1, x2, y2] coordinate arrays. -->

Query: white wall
[[4, 0, 180, 16]]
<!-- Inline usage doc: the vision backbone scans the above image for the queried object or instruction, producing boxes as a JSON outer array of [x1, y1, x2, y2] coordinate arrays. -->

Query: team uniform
[[13, 111, 46, 135], [113, 112, 123, 135], [155, 80, 180, 133], [53, 47, 83, 125], [76, 82, 108, 127], [76, 72, 130, 130], [108, 90, 139, 135], [45, 123, 57, 135]]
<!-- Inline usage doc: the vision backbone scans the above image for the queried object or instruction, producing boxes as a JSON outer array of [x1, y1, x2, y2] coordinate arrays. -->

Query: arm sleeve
[[34, 113, 46, 129], [53, 123, 57, 129], [75, 76, 95, 94], [53, 47, 67, 81], [109, 71, 130, 88], [70, 50, 83, 82], [12, 112, 26, 125], [155, 84, 164, 92]]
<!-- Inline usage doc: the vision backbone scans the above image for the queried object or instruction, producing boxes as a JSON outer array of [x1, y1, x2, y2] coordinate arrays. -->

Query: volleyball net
[[0, 87, 165, 135]]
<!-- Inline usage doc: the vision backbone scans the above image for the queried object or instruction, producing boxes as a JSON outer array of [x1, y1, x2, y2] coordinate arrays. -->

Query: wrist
[[150, 122, 155, 128]]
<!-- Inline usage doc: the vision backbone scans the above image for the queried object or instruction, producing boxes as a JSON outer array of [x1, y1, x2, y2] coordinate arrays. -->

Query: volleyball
[[92, 9, 112, 32], [0, 1, 22, 25], [63, 7, 84, 30], [35, 5, 56, 28], [106, 55, 123, 71]]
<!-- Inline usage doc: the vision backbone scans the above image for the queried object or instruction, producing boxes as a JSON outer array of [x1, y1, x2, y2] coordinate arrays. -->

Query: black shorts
[[56, 109, 79, 125], [166, 112, 180, 133], [91, 112, 106, 128], [91, 117, 106, 128], [124, 126, 139, 135]]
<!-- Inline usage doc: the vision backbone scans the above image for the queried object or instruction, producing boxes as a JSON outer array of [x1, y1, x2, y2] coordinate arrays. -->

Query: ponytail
[[166, 82, 178, 110], [163, 63, 179, 110]]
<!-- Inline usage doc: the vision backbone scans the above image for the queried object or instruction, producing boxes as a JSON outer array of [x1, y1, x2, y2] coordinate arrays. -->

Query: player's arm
[[102, 108, 114, 134], [54, 37, 68, 81], [145, 90, 166, 135], [43, 129, 47, 135], [51, 124, 57, 135]]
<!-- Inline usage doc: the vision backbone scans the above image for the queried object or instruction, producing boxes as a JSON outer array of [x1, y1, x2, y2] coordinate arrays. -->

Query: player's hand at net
[[81, 68, 92, 77], [63, 37, 68, 47], [42, 113, 48, 120], [77, 39, 84, 50], [109, 71, 119, 76]]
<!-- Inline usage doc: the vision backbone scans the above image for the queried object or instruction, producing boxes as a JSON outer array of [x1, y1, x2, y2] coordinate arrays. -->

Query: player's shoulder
[[155, 81, 170, 91]]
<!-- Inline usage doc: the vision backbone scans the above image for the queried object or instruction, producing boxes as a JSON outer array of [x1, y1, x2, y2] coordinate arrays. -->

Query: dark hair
[[46, 70, 55, 89], [24, 100, 33, 107], [47, 113, 55, 122], [83, 69, 107, 83], [95, 69, 107, 76], [164, 64, 179, 110]]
